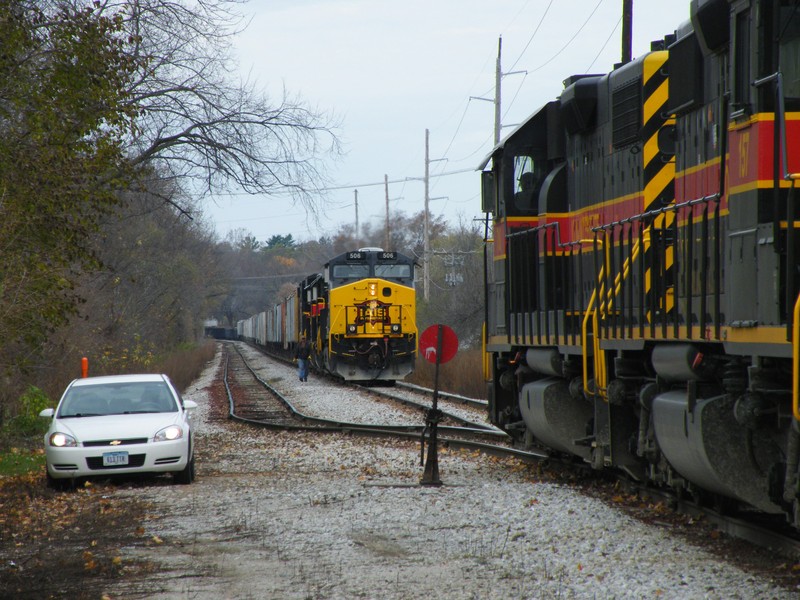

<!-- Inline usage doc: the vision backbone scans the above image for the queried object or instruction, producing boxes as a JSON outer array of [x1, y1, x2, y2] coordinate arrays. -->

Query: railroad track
[[353, 384, 497, 431], [223, 341, 800, 558], [222, 342, 544, 456], [396, 381, 488, 410]]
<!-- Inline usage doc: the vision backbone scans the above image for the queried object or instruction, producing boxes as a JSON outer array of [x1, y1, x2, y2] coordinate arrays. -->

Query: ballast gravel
[[108, 344, 798, 599]]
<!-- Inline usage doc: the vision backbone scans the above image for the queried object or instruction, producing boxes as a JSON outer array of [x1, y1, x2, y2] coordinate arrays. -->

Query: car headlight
[[49, 432, 78, 447], [154, 425, 183, 442]]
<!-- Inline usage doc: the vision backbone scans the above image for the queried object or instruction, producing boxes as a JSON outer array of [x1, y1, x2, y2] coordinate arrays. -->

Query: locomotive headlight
[[391, 324, 401, 333], [368, 282, 377, 296], [347, 324, 357, 334]]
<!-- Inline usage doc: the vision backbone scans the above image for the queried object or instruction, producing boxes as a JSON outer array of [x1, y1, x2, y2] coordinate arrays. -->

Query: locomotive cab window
[[512, 155, 543, 214], [332, 264, 370, 280], [732, 8, 751, 113], [375, 264, 412, 281], [780, 2, 800, 105]]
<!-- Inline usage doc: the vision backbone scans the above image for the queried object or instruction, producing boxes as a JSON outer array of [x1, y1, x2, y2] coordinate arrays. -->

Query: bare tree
[[99, 0, 341, 214]]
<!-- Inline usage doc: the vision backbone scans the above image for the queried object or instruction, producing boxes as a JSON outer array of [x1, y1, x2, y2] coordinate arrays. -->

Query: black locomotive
[[481, 0, 800, 528]]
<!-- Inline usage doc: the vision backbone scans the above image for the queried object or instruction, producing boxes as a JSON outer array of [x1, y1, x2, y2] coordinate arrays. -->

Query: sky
[[204, 0, 692, 244]]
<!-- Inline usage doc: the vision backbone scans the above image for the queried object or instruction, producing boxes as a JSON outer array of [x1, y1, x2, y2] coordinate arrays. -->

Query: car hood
[[54, 413, 186, 442]]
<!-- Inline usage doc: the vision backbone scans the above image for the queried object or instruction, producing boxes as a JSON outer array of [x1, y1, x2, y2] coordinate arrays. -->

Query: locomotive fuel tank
[[520, 378, 592, 461], [651, 391, 783, 514]]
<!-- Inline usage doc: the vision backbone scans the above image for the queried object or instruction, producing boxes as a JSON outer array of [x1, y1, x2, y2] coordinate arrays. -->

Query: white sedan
[[39, 374, 197, 488]]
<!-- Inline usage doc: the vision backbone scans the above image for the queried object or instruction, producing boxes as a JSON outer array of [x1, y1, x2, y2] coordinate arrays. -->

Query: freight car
[[238, 248, 418, 382], [481, 0, 800, 529]]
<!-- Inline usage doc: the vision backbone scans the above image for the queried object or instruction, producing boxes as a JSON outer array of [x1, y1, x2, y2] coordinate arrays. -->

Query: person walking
[[294, 336, 311, 382]]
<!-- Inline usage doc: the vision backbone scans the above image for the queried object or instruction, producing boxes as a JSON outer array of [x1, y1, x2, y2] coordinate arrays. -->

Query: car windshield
[[58, 382, 178, 417]]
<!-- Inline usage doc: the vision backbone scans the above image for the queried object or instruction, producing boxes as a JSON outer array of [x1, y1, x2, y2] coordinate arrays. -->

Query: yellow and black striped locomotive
[[301, 248, 417, 382], [482, 0, 800, 528], [239, 248, 418, 382]]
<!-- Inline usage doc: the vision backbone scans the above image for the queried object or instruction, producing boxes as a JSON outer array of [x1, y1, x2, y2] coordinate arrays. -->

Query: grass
[[0, 339, 218, 479], [0, 447, 45, 477], [158, 340, 218, 391], [406, 347, 487, 399]]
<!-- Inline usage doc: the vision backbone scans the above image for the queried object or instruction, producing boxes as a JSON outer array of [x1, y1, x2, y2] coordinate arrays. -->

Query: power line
[[507, 0, 554, 73], [213, 167, 475, 197], [586, 16, 622, 72], [526, 0, 606, 75]]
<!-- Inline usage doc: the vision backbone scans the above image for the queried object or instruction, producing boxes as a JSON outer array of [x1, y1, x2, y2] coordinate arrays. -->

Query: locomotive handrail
[[752, 71, 791, 181], [580, 237, 607, 401], [590, 193, 721, 232], [793, 291, 800, 420]]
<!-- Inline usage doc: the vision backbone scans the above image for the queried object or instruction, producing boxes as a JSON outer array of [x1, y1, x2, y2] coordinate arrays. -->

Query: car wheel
[[174, 453, 195, 485]]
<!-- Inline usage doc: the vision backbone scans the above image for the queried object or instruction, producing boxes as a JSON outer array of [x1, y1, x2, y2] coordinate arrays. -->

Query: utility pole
[[384, 174, 390, 250], [354, 188, 359, 247], [621, 0, 633, 64], [471, 36, 525, 146], [423, 129, 430, 301], [494, 36, 502, 146], [422, 130, 449, 301]]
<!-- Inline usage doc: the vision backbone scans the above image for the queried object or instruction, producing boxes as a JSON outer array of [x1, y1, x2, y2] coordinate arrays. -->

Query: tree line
[[0, 0, 486, 418], [216, 212, 486, 347], [0, 0, 337, 411]]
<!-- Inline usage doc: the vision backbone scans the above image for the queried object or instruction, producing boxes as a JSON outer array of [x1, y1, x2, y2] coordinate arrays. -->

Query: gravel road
[[107, 344, 799, 599]]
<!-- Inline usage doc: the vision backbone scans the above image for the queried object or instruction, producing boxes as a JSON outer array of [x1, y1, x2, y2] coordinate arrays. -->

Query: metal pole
[[384, 174, 390, 250], [621, 0, 633, 65], [421, 325, 444, 486], [424, 129, 430, 301], [494, 37, 502, 146], [354, 188, 359, 247]]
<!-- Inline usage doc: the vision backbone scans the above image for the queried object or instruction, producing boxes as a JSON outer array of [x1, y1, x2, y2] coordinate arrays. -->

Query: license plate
[[102, 451, 129, 466]]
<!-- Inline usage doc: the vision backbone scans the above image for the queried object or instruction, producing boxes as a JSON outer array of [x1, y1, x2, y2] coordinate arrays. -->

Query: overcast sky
[[205, 0, 691, 245]]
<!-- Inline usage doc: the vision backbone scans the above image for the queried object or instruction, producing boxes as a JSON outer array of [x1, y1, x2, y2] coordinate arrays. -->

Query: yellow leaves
[[151, 534, 163, 544], [275, 256, 297, 268], [611, 493, 639, 504], [83, 550, 97, 571]]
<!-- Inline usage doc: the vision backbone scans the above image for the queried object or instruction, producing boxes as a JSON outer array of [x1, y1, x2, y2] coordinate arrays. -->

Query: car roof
[[69, 374, 169, 387]]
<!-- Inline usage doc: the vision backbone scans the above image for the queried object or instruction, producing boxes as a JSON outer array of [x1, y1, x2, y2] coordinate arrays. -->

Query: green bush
[[5, 386, 51, 437]]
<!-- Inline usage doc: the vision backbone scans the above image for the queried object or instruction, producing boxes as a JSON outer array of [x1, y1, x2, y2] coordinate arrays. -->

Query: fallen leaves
[[0, 471, 154, 596]]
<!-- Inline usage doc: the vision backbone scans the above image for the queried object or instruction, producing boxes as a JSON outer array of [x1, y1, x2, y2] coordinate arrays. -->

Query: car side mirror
[[183, 400, 198, 411], [39, 408, 54, 418]]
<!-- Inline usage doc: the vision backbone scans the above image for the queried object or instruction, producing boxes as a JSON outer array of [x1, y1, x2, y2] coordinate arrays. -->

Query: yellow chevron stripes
[[643, 79, 669, 139], [641, 52, 675, 322]]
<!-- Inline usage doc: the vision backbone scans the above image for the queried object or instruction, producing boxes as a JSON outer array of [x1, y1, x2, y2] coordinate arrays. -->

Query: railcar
[[239, 248, 418, 382], [481, 0, 800, 528]]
